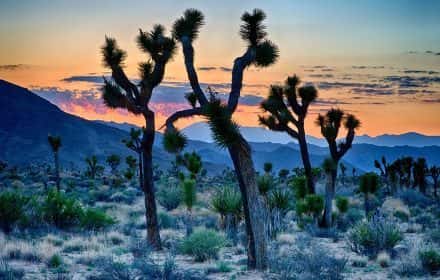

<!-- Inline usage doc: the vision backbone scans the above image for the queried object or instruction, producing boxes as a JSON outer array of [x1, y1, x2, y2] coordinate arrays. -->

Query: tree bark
[[321, 169, 337, 228], [142, 113, 161, 250], [228, 138, 268, 270], [297, 126, 314, 194], [138, 152, 143, 190]]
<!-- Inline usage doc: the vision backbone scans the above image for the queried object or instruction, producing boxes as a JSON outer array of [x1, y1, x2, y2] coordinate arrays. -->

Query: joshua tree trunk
[[186, 210, 193, 236], [138, 152, 143, 190], [298, 125, 314, 194], [322, 169, 337, 227], [228, 137, 268, 270], [54, 151, 60, 191], [142, 112, 161, 250], [364, 193, 370, 217], [226, 214, 238, 246]]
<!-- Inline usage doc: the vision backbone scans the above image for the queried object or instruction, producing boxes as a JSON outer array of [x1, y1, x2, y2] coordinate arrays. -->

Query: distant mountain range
[[1, 79, 440, 175]]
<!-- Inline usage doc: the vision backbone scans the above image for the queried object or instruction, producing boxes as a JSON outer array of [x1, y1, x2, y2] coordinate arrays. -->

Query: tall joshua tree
[[316, 108, 360, 227], [429, 166, 439, 197], [163, 9, 278, 269], [101, 25, 176, 250], [47, 135, 62, 191], [259, 76, 317, 193]]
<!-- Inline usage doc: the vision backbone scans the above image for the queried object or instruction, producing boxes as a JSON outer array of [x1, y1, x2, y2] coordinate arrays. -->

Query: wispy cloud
[[0, 64, 30, 71]]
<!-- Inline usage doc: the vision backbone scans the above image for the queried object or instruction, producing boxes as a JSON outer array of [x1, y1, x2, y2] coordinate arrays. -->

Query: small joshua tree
[[259, 76, 317, 193], [359, 172, 380, 217], [101, 22, 176, 249], [124, 155, 137, 180], [412, 157, 427, 194], [48, 135, 62, 191], [163, 9, 279, 269], [85, 155, 104, 179], [123, 128, 144, 188], [340, 162, 347, 186], [106, 154, 121, 175], [316, 109, 360, 227], [429, 166, 439, 197]]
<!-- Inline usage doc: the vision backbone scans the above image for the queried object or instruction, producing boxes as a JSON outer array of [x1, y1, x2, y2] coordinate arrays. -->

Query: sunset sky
[[1, 0, 439, 137]]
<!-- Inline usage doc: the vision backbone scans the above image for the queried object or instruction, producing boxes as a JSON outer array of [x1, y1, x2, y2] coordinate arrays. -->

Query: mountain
[[182, 122, 440, 147], [1, 79, 440, 175]]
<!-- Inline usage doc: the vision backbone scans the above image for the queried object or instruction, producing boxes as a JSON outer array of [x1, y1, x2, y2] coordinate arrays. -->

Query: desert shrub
[[335, 196, 349, 214], [393, 210, 409, 222], [0, 191, 28, 233], [0, 258, 25, 279], [419, 248, 440, 275], [47, 254, 63, 268], [180, 229, 226, 262], [206, 261, 232, 274], [257, 174, 273, 196], [158, 186, 182, 211], [336, 207, 363, 232], [290, 176, 308, 199], [42, 189, 84, 228], [269, 243, 347, 280], [415, 213, 434, 229], [397, 189, 433, 208], [296, 195, 324, 228], [347, 216, 403, 257], [158, 212, 177, 229], [80, 208, 115, 230], [93, 256, 133, 280]]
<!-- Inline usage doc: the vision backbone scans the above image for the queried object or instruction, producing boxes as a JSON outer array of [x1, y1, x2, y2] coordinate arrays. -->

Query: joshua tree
[[163, 9, 278, 269], [106, 154, 121, 175], [100, 23, 176, 249], [47, 135, 62, 191], [259, 76, 317, 193], [124, 155, 137, 180], [413, 157, 427, 193], [263, 162, 273, 174], [429, 166, 439, 197], [315, 109, 360, 227], [85, 155, 104, 179], [359, 172, 380, 217], [339, 162, 347, 186], [123, 128, 144, 189]]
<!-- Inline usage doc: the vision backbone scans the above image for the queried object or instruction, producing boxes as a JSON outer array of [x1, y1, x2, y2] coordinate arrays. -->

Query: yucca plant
[[413, 157, 427, 193], [100, 22, 177, 249], [162, 8, 279, 269], [259, 76, 317, 193], [268, 189, 292, 238], [316, 109, 360, 227], [429, 166, 439, 197], [181, 178, 196, 236], [48, 135, 62, 191], [85, 155, 104, 179], [106, 154, 121, 175]]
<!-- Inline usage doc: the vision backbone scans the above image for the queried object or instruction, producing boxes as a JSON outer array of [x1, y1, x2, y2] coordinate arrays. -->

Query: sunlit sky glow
[[1, 0, 440, 137]]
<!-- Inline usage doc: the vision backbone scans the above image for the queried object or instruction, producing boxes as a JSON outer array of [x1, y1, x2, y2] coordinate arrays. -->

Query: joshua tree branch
[[181, 37, 208, 106], [112, 67, 139, 102], [150, 61, 166, 88], [228, 48, 255, 112], [337, 129, 355, 159], [162, 107, 203, 130]]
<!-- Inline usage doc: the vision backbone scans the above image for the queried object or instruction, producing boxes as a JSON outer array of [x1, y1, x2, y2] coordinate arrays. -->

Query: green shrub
[[158, 186, 182, 211], [269, 189, 291, 212], [47, 254, 63, 268], [0, 191, 28, 233], [290, 176, 308, 199], [348, 216, 403, 257], [419, 249, 440, 275], [80, 208, 115, 230], [42, 189, 84, 228], [180, 229, 226, 262], [158, 212, 177, 229], [257, 175, 273, 196], [336, 196, 349, 214]]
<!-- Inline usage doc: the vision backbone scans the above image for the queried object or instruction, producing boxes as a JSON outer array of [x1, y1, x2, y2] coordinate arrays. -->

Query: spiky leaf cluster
[[203, 98, 241, 148], [102, 81, 128, 109], [137, 24, 176, 63], [172, 9, 205, 42], [48, 135, 62, 152], [268, 189, 291, 211], [163, 129, 187, 154], [185, 92, 198, 108], [359, 172, 380, 194], [182, 152, 202, 178], [181, 178, 196, 210], [101, 36, 126, 68], [211, 186, 242, 217], [322, 158, 337, 173]]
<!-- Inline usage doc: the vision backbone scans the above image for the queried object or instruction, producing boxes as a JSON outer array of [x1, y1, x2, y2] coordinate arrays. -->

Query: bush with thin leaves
[[42, 189, 84, 228], [0, 191, 28, 233], [180, 229, 226, 262], [419, 248, 440, 275], [157, 185, 182, 211], [80, 208, 115, 230], [348, 216, 403, 257]]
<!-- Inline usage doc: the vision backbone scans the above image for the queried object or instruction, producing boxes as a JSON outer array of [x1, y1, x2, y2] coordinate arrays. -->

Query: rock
[[393, 244, 410, 257], [381, 198, 410, 218]]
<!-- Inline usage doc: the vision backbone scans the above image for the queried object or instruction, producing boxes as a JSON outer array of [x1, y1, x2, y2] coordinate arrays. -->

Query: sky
[[1, 0, 440, 137]]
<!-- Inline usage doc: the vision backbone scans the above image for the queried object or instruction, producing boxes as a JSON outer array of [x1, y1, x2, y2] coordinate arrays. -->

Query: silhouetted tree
[[316, 109, 360, 227], [339, 162, 346, 186], [259, 76, 317, 193], [429, 166, 439, 197], [359, 172, 380, 217], [100, 24, 176, 249], [413, 157, 427, 193], [163, 9, 278, 269], [48, 135, 62, 191], [124, 155, 137, 180], [123, 128, 144, 189], [106, 154, 121, 175], [85, 155, 104, 179]]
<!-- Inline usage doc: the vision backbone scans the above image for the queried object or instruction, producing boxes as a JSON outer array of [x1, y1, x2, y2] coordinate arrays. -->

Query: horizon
[[1, 0, 440, 137]]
